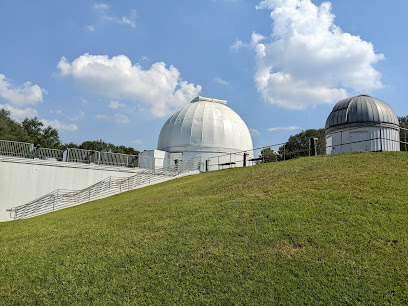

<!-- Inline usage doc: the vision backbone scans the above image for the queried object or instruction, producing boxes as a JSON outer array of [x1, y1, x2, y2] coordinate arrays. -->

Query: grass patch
[[1, 152, 408, 304]]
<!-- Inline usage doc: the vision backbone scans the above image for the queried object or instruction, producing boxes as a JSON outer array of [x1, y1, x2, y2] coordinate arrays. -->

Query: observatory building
[[140, 96, 254, 171], [325, 95, 400, 154]]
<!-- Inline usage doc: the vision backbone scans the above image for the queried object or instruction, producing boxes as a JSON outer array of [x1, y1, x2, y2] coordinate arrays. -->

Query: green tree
[[114, 145, 139, 155], [278, 128, 326, 160], [77, 140, 139, 155], [21, 117, 61, 148], [40, 125, 61, 148], [0, 109, 28, 141], [0, 111, 139, 155], [21, 117, 43, 144], [80, 140, 113, 152], [399, 116, 408, 151], [257, 147, 278, 164]]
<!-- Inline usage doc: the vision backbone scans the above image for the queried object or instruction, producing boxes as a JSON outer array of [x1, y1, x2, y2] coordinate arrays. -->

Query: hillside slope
[[1, 152, 408, 304]]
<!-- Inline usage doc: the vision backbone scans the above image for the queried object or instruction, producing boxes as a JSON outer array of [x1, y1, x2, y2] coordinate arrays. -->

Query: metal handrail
[[0, 140, 33, 158], [38, 148, 64, 161], [0, 139, 141, 168], [9, 156, 201, 220]]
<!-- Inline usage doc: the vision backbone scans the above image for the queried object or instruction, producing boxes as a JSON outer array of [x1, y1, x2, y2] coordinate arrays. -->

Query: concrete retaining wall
[[0, 157, 142, 222]]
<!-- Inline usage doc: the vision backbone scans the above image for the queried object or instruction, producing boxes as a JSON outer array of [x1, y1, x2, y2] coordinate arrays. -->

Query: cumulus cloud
[[96, 113, 130, 124], [267, 126, 302, 132], [249, 128, 260, 136], [0, 74, 45, 107], [57, 54, 202, 117], [108, 100, 126, 110], [240, 0, 384, 109], [0, 104, 38, 121], [40, 119, 79, 131]]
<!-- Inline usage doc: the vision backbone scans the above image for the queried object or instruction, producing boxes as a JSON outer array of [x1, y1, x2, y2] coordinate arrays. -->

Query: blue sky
[[0, 0, 407, 151]]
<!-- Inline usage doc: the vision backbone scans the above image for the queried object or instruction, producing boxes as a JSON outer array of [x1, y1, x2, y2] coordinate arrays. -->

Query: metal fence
[[8, 156, 201, 220], [203, 125, 408, 171], [0, 140, 140, 168], [0, 140, 33, 158], [38, 148, 64, 161], [100, 151, 138, 167]]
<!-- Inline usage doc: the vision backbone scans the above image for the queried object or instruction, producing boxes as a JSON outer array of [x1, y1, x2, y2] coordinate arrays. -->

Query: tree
[[399, 116, 408, 151], [114, 145, 139, 155], [21, 117, 61, 148], [80, 140, 113, 152], [77, 140, 139, 155], [40, 125, 61, 148], [0, 109, 29, 142], [21, 117, 43, 145], [278, 128, 326, 160], [257, 147, 278, 164]]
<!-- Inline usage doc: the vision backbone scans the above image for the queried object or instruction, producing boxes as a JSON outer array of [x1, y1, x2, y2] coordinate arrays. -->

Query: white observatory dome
[[157, 97, 253, 156]]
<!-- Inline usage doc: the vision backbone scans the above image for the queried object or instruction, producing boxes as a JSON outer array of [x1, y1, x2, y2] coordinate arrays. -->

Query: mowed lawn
[[1, 152, 408, 304]]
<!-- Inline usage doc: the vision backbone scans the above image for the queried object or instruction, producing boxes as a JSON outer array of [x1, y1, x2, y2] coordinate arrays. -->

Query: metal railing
[[65, 148, 100, 164], [100, 151, 138, 167], [0, 139, 141, 168], [38, 148, 64, 161], [203, 124, 408, 171], [8, 156, 201, 220], [0, 140, 33, 158]]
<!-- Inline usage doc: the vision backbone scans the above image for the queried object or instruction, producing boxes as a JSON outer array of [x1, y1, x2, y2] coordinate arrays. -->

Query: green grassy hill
[[1, 152, 408, 304]]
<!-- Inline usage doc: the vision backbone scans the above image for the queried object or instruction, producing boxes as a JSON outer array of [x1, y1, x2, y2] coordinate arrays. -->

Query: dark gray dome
[[325, 95, 399, 132]]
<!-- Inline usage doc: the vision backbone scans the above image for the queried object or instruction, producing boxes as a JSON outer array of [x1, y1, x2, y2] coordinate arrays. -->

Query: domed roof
[[157, 97, 253, 153], [325, 95, 399, 132]]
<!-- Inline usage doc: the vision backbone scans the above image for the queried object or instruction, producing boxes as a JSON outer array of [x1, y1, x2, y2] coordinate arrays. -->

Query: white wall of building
[[139, 149, 254, 172], [326, 126, 400, 154], [167, 150, 253, 172], [0, 157, 142, 222]]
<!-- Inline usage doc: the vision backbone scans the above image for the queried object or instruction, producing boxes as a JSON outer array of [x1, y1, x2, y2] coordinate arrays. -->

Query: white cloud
[[93, 3, 137, 28], [40, 119, 78, 131], [69, 110, 85, 121], [108, 100, 126, 109], [49, 109, 84, 121], [93, 3, 109, 10], [88, 25, 95, 32], [214, 77, 229, 86], [132, 139, 143, 145], [104, 9, 137, 28], [57, 57, 72, 76], [0, 104, 38, 121], [231, 39, 244, 50], [241, 0, 384, 109], [49, 109, 63, 115], [96, 113, 130, 124], [57, 54, 202, 117], [267, 126, 302, 132], [249, 128, 260, 136], [231, 32, 266, 50], [80, 97, 88, 105], [0, 74, 45, 107]]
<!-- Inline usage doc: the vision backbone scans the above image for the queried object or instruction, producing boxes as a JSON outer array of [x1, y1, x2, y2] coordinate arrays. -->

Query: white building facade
[[325, 95, 400, 154]]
